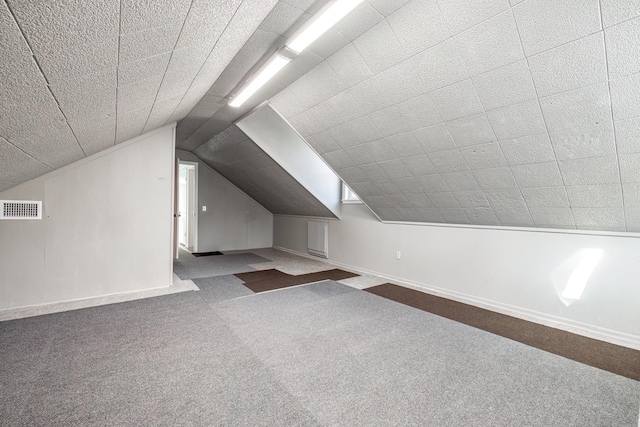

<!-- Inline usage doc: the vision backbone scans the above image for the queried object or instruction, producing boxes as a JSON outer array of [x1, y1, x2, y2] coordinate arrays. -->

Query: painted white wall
[[0, 125, 175, 310], [175, 150, 273, 252], [274, 203, 640, 349]]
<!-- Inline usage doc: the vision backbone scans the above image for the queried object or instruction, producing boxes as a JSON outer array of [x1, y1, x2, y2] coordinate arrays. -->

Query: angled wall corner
[[236, 103, 343, 219]]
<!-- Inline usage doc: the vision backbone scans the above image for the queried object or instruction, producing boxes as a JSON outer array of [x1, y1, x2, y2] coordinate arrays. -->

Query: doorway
[[177, 160, 198, 253]]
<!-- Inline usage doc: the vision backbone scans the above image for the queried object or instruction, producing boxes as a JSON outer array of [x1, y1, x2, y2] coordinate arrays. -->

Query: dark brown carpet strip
[[235, 269, 359, 293], [191, 251, 223, 257], [366, 283, 640, 381]]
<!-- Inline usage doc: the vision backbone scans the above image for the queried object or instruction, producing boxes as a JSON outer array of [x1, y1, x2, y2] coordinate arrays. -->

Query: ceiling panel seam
[[175, 1, 275, 143], [510, 7, 576, 229], [2, 138, 53, 172], [598, 0, 627, 231], [4, 0, 87, 158], [139, 0, 198, 131]]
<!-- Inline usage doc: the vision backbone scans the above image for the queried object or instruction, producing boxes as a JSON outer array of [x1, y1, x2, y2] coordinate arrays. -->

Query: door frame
[[176, 159, 199, 254]]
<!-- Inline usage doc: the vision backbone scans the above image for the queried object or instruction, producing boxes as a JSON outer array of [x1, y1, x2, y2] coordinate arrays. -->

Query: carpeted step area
[[235, 269, 359, 293], [366, 283, 640, 381]]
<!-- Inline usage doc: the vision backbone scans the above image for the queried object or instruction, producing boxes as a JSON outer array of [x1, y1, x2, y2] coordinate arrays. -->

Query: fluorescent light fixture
[[286, 0, 365, 54], [561, 248, 603, 300], [229, 53, 292, 108]]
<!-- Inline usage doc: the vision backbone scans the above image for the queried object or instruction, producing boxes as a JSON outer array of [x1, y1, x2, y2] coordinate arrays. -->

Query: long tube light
[[286, 0, 365, 54], [229, 53, 292, 108]]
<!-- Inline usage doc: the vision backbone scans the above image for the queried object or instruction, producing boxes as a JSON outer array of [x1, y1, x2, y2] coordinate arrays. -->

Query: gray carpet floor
[[173, 248, 270, 280], [1, 280, 639, 426]]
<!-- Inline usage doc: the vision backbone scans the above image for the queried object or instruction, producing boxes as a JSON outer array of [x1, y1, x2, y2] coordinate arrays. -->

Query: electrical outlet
[[396, 251, 401, 260], [202, 206, 207, 212]]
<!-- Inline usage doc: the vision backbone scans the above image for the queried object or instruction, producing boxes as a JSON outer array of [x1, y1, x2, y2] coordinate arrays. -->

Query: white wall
[[0, 126, 175, 310], [175, 150, 273, 252], [274, 204, 640, 349]]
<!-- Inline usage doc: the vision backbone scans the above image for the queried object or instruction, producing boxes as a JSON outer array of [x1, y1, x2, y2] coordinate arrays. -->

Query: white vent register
[[0, 200, 42, 220]]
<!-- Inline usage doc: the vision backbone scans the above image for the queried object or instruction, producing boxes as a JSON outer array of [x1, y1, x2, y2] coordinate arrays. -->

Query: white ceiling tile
[[529, 207, 576, 228], [413, 123, 457, 153], [401, 154, 437, 176], [349, 77, 393, 114], [614, 117, 640, 154], [308, 131, 341, 154], [327, 43, 374, 88], [484, 188, 527, 209], [352, 20, 407, 74], [309, 29, 351, 59], [622, 182, 640, 206], [395, 177, 425, 195], [309, 101, 344, 131], [332, 1, 384, 41], [351, 181, 381, 196], [441, 170, 480, 191], [528, 32, 607, 97], [120, 0, 191, 34], [118, 53, 171, 86], [344, 144, 375, 166], [438, 0, 510, 35], [513, 0, 601, 56], [374, 179, 401, 193], [387, 131, 425, 158], [511, 161, 563, 188], [609, 72, 640, 121], [499, 133, 556, 166], [626, 207, 640, 231], [558, 156, 621, 185], [430, 80, 484, 121], [347, 116, 383, 143], [453, 10, 524, 75], [360, 163, 389, 181], [339, 166, 369, 183], [600, 0, 640, 28], [0, 138, 52, 184], [323, 149, 356, 169], [428, 149, 469, 173], [367, 0, 412, 17], [328, 122, 360, 148], [459, 142, 508, 170], [410, 39, 469, 92], [487, 100, 546, 140], [445, 113, 496, 147], [369, 106, 409, 137], [473, 167, 518, 190], [378, 159, 412, 178], [619, 152, 640, 182], [116, 104, 152, 143], [177, 0, 242, 48], [453, 190, 490, 208], [428, 191, 460, 207], [550, 122, 616, 160], [119, 24, 183, 65], [472, 60, 537, 111], [566, 184, 623, 207], [376, 59, 426, 106], [440, 207, 472, 224], [539, 83, 611, 131], [407, 192, 435, 208], [387, 0, 450, 56], [365, 138, 396, 160], [270, 88, 307, 118], [288, 110, 325, 138], [414, 175, 449, 193], [604, 16, 640, 78], [494, 208, 535, 227], [522, 186, 570, 207], [387, 194, 413, 208], [398, 94, 442, 131], [303, 61, 347, 103], [572, 207, 625, 231], [464, 207, 500, 225], [117, 74, 164, 113], [327, 91, 367, 122]]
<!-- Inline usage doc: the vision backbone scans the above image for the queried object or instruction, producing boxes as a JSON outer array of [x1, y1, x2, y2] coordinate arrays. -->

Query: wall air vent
[[0, 200, 42, 220]]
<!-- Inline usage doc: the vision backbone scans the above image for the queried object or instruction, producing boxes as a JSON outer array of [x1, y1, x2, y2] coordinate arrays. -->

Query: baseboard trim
[[273, 245, 640, 351]]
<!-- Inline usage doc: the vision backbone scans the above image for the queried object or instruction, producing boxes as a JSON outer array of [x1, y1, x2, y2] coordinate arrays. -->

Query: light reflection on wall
[[552, 248, 604, 307]]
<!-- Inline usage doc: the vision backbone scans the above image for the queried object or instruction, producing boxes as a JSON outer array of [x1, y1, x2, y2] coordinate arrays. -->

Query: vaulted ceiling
[[2, 0, 640, 232]]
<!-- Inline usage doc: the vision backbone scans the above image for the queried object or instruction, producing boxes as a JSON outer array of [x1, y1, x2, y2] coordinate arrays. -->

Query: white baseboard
[[273, 245, 640, 351]]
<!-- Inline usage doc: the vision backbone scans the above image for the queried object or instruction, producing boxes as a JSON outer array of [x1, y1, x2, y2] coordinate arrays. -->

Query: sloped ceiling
[[0, 0, 279, 191], [2, 0, 640, 233], [268, 0, 640, 232], [193, 125, 336, 217]]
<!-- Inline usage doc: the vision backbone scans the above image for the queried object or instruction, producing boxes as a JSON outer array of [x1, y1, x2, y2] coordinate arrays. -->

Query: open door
[[173, 159, 179, 259], [176, 160, 198, 254]]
